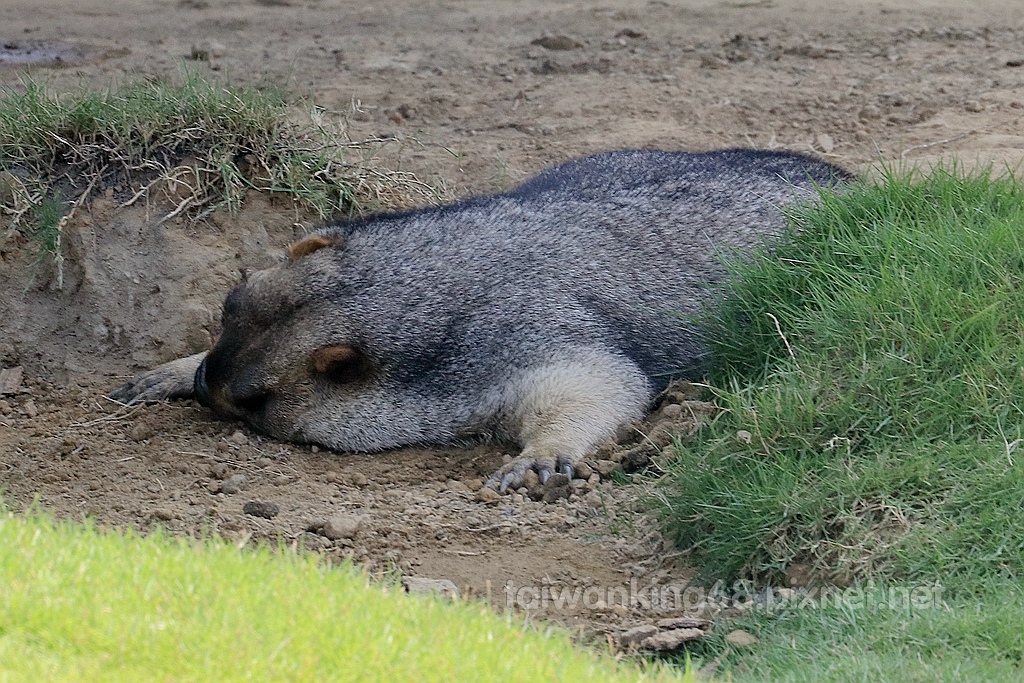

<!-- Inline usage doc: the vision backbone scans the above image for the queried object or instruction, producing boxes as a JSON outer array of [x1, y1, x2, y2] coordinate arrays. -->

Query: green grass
[[0, 71, 439, 285], [658, 167, 1024, 586], [652, 167, 1024, 681], [0, 512, 686, 683], [688, 582, 1023, 683]]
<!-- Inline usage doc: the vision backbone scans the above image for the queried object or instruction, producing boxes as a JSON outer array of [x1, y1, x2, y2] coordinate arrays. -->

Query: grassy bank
[[0, 512, 685, 683], [0, 71, 438, 284], [655, 168, 1024, 680]]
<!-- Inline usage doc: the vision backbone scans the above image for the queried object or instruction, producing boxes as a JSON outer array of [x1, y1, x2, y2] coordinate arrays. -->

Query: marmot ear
[[287, 235, 335, 261], [309, 345, 373, 384]]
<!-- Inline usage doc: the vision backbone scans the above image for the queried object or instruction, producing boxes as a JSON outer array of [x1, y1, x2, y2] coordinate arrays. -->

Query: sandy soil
[[3, 0, 1024, 641]]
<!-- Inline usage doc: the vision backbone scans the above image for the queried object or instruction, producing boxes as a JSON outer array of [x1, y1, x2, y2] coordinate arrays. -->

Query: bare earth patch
[[3, 0, 1024, 643]]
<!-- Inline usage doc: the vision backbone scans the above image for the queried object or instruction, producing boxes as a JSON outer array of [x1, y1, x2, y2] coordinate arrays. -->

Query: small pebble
[[541, 473, 572, 503], [725, 629, 760, 647], [129, 423, 157, 442], [475, 486, 501, 504], [347, 472, 369, 487], [660, 403, 682, 419], [220, 474, 247, 495], [150, 507, 175, 521], [619, 624, 659, 649], [574, 461, 593, 480], [227, 430, 248, 445], [531, 35, 582, 51], [446, 479, 470, 493], [22, 399, 37, 418], [209, 463, 230, 479], [402, 576, 459, 599], [642, 628, 706, 651], [242, 501, 280, 519], [322, 513, 364, 540]]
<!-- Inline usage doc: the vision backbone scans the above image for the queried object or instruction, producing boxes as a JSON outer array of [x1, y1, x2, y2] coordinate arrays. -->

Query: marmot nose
[[194, 357, 211, 406]]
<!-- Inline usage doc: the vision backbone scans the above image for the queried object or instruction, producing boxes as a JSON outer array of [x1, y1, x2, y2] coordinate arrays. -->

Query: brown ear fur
[[309, 345, 372, 384], [288, 235, 334, 261]]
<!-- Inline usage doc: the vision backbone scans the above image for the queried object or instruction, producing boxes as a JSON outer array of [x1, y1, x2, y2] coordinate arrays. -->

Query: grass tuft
[[653, 166, 1024, 682], [657, 167, 1024, 587], [0, 71, 441, 283]]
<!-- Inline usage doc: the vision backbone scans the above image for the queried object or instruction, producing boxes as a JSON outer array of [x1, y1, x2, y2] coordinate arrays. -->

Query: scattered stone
[[660, 403, 682, 419], [816, 133, 835, 154], [642, 627, 706, 651], [446, 479, 470, 493], [858, 104, 881, 121], [150, 507, 176, 522], [531, 35, 582, 51], [299, 531, 331, 551], [0, 399, 11, 415], [209, 462, 230, 479], [219, 474, 247, 495], [475, 486, 501, 504], [620, 444, 655, 474], [619, 624, 659, 649], [574, 461, 593, 480], [965, 100, 984, 113], [346, 471, 369, 488], [725, 629, 759, 647], [129, 423, 157, 442], [656, 617, 710, 631], [594, 459, 619, 477], [242, 501, 280, 519], [322, 513, 363, 540], [227, 430, 248, 445], [22, 399, 37, 418], [189, 39, 225, 61], [736, 429, 752, 444], [325, 470, 340, 483], [523, 469, 540, 489], [402, 576, 460, 599], [0, 366, 23, 395], [256, 457, 273, 468], [541, 473, 572, 503]]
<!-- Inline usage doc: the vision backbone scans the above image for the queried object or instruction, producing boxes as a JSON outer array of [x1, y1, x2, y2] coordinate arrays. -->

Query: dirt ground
[[3, 0, 1024, 642]]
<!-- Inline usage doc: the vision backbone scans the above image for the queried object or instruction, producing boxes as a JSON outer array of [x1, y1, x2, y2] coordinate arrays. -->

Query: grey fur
[[110, 149, 851, 491]]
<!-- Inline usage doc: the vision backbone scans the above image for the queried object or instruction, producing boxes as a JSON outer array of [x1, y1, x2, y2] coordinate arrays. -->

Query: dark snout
[[194, 356, 212, 407], [193, 350, 270, 419]]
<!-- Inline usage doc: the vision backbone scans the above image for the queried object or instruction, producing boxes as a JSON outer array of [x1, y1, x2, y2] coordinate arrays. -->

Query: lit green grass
[[692, 582, 1024, 683], [0, 512, 685, 683], [654, 168, 1024, 680], [659, 168, 1024, 586]]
